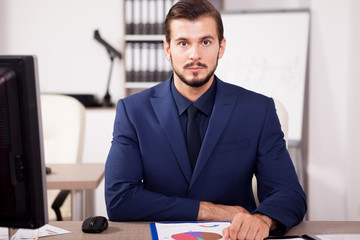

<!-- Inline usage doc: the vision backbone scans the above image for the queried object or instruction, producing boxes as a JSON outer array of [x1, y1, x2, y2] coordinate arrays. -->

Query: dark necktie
[[187, 104, 201, 171]]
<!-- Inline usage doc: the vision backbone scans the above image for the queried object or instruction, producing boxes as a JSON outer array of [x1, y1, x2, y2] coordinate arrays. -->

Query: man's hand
[[222, 212, 276, 240], [197, 201, 249, 221], [197, 201, 277, 239]]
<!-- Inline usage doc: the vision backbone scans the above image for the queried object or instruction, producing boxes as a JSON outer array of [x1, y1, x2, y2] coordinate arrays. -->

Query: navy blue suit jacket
[[105, 76, 306, 232]]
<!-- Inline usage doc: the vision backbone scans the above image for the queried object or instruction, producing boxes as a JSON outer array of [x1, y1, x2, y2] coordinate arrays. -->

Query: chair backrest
[[40, 94, 86, 164], [253, 98, 289, 206], [273, 98, 289, 148]]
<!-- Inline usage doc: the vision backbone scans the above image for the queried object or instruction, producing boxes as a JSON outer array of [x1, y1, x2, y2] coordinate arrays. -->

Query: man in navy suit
[[105, 0, 306, 239]]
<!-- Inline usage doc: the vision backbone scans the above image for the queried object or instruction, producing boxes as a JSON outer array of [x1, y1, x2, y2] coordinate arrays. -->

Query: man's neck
[[173, 75, 214, 103]]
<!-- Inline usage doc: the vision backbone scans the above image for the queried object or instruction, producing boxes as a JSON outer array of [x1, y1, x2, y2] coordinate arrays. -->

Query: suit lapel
[[149, 79, 237, 187], [190, 80, 237, 189], [150, 80, 192, 184]]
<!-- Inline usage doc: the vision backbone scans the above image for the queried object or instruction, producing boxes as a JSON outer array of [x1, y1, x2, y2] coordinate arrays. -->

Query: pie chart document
[[150, 222, 231, 240]]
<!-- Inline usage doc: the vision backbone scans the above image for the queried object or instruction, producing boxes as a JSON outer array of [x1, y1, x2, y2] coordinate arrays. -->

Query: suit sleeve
[[105, 99, 199, 221], [253, 98, 307, 234]]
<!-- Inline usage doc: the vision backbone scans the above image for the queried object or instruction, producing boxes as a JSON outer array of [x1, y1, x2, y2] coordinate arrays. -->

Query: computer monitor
[[0, 55, 48, 229]]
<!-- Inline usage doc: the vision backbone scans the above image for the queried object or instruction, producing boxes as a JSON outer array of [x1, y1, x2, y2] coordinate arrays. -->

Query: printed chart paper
[[153, 222, 231, 240]]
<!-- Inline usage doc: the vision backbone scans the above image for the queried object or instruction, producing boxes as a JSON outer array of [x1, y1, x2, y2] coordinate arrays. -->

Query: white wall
[[0, 0, 125, 101], [346, 0, 360, 220], [224, 0, 310, 11], [306, 0, 360, 221], [225, 0, 360, 220], [307, 0, 349, 220]]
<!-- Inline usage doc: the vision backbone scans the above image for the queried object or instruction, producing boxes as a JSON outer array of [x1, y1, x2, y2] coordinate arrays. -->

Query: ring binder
[[124, 0, 179, 95]]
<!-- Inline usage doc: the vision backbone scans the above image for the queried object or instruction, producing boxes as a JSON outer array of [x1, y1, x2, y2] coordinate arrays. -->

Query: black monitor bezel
[[0, 55, 48, 229]]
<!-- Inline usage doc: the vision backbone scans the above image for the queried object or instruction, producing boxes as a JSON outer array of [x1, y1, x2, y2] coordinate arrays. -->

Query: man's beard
[[170, 55, 219, 88]]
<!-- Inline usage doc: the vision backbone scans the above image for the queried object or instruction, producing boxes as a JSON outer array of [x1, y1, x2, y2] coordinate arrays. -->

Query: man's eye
[[179, 41, 187, 46], [203, 40, 211, 45]]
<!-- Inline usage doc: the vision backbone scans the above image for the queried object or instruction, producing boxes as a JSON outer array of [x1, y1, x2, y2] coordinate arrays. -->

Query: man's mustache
[[183, 62, 208, 69]]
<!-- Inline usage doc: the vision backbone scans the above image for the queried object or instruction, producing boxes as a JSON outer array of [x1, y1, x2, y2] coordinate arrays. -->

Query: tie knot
[[187, 105, 199, 121]]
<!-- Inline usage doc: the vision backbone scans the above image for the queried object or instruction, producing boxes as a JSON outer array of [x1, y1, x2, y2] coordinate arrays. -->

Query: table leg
[[85, 190, 94, 218], [71, 190, 84, 221], [70, 189, 95, 220]]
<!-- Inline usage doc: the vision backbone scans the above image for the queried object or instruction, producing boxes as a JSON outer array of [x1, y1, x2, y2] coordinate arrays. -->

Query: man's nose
[[189, 44, 201, 61]]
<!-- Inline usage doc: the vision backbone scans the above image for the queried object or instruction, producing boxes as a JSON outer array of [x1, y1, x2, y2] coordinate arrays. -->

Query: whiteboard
[[216, 11, 310, 142]]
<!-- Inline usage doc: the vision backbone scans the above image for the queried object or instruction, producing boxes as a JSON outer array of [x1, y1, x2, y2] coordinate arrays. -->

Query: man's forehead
[[170, 16, 216, 27], [169, 16, 218, 40]]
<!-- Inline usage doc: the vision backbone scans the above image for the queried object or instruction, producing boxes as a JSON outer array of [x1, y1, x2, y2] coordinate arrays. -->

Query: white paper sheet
[[11, 224, 70, 240], [0, 227, 9, 240]]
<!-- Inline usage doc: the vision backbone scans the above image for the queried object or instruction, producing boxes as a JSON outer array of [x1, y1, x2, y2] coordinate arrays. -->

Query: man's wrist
[[197, 201, 214, 221], [253, 213, 277, 231], [197, 201, 248, 221]]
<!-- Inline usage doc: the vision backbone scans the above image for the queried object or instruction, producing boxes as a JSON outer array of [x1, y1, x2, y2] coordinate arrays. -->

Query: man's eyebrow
[[174, 37, 189, 42], [174, 35, 216, 42], [201, 35, 216, 40]]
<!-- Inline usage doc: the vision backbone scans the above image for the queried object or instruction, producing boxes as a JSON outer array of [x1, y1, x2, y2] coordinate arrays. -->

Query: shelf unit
[[125, 34, 165, 42], [123, 0, 176, 96], [124, 34, 170, 96]]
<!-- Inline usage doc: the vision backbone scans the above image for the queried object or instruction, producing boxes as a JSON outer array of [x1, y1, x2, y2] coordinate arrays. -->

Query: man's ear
[[163, 40, 171, 61], [218, 37, 226, 59]]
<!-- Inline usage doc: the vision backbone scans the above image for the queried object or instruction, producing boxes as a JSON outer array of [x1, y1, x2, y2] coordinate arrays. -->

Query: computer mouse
[[82, 216, 108, 233]]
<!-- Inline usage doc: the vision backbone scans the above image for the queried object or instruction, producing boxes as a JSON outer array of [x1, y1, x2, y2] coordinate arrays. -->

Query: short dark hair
[[165, 0, 224, 44]]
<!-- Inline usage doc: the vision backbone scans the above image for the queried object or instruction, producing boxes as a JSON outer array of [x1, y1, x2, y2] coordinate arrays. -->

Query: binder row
[[125, 0, 179, 35], [125, 41, 173, 82]]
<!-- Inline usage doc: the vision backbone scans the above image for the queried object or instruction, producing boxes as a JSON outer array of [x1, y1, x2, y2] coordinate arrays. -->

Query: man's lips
[[187, 67, 203, 72]]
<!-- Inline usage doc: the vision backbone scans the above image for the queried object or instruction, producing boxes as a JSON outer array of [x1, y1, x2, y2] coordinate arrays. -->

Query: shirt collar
[[171, 76, 217, 117]]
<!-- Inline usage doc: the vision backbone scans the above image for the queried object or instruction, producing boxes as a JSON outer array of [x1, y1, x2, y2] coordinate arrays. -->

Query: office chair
[[252, 98, 289, 206], [273, 98, 289, 148], [41, 94, 86, 220]]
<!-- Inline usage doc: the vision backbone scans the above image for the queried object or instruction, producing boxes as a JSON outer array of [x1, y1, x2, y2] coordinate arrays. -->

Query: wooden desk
[[46, 163, 105, 221], [13, 221, 359, 239], [287, 221, 360, 235]]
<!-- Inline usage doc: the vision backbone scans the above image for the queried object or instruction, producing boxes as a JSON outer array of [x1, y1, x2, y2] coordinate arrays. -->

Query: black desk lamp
[[94, 29, 122, 107]]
